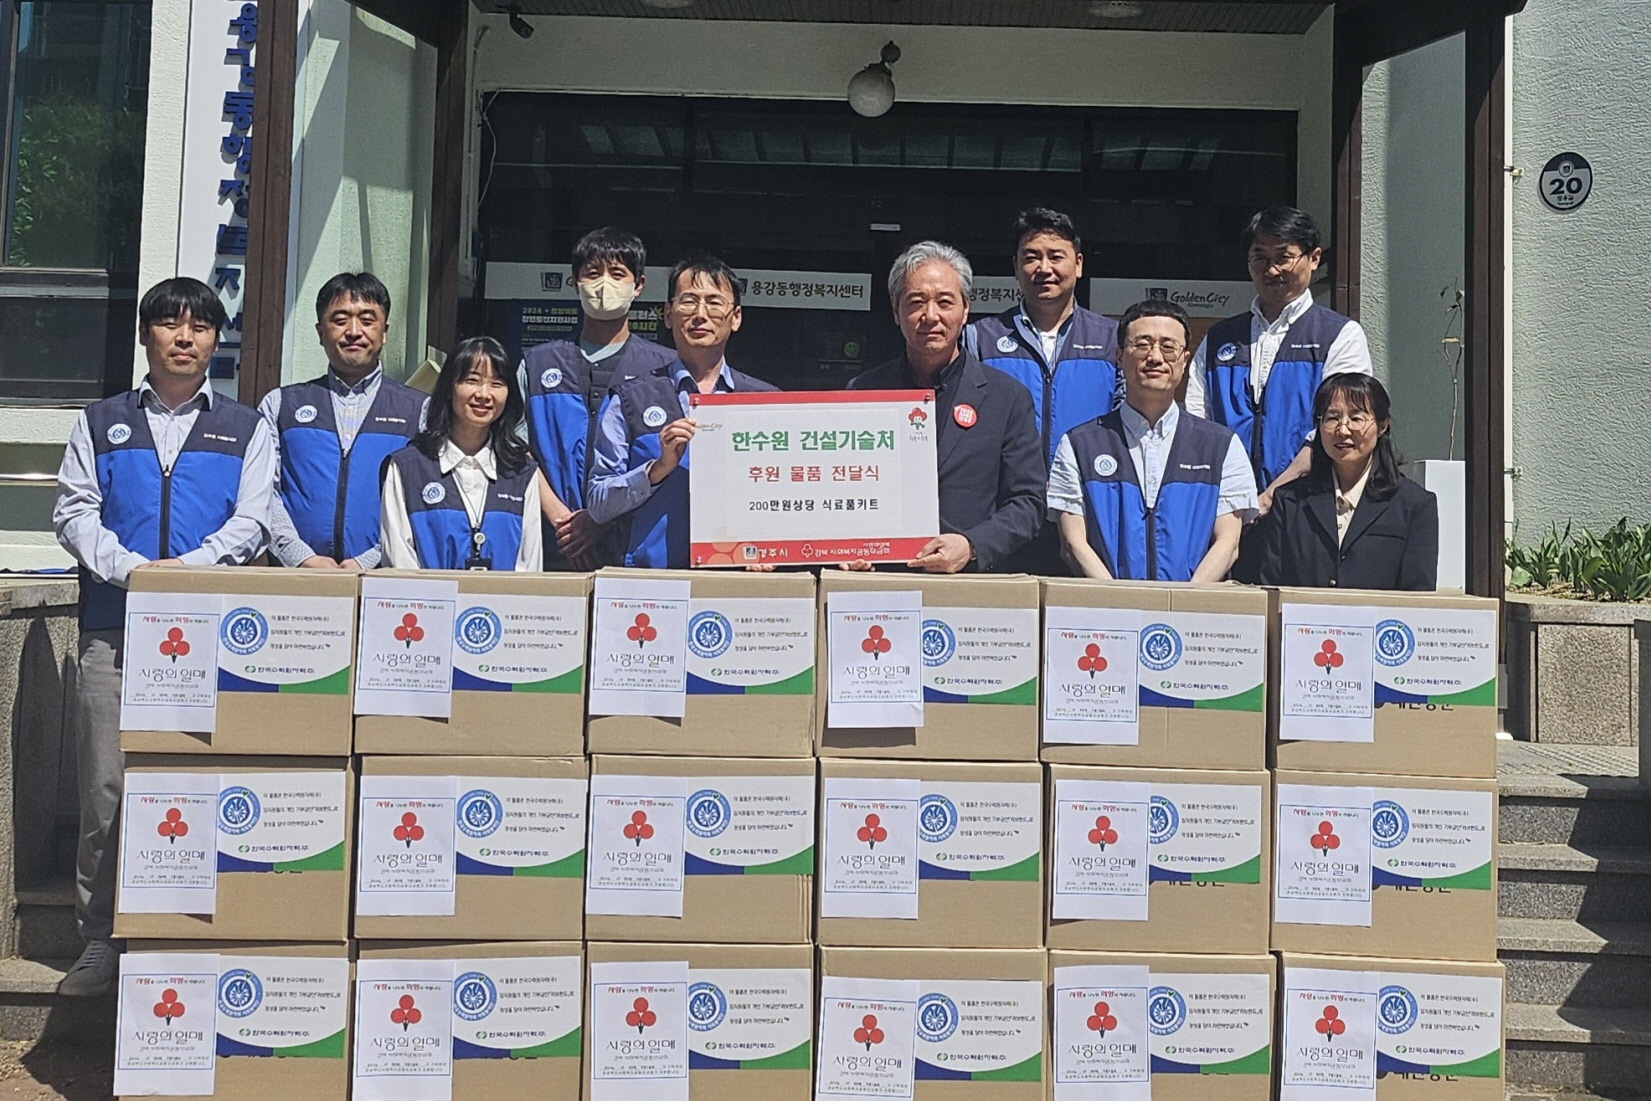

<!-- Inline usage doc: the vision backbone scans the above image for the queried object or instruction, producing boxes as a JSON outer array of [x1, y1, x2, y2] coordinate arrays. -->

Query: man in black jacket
[[848, 241, 1045, 572]]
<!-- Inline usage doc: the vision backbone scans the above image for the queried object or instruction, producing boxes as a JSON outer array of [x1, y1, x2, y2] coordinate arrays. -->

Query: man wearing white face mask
[[518, 226, 675, 568]]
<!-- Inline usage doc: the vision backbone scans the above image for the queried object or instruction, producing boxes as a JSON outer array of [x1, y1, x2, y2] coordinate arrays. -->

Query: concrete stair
[[0, 877, 111, 1043]]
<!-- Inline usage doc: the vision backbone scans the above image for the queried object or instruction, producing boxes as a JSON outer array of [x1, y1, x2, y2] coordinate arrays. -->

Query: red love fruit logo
[[856, 813, 888, 850], [623, 810, 655, 847], [390, 994, 421, 1031], [393, 613, 424, 649], [627, 613, 658, 649], [861, 625, 892, 661], [854, 1013, 885, 1050], [626, 996, 657, 1034], [1088, 815, 1119, 850], [908, 407, 928, 428], [1313, 639, 1344, 676], [1086, 1001, 1118, 1037], [157, 627, 190, 664], [1077, 643, 1107, 678], [393, 811, 424, 848], [1315, 1004, 1347, 1041], [152, 988, 185, 1027], [1312, 820, 1340, 856], [156, 807, 188, 845]]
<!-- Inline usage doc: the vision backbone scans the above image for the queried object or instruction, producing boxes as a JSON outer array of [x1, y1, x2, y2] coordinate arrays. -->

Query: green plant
[[1507, 519, 1651, 602]]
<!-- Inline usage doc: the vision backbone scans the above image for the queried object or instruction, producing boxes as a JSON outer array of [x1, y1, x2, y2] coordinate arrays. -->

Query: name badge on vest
[[465, 530, 492, 571], [953, 403, 977, 429]]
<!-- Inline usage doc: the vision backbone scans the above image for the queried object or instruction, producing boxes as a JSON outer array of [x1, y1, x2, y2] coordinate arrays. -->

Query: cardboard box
[[120, 567, 357, 756], [1045, 766, 1270, 954], [1272, 770, 1498, 961], [585, 756, 814, 943], [355, 941, 583, 1101], [583, 942, 812, 1101], [353, 570, 588, 756], [113, 756, 351, 941], [586, 568, 817, 758], [118, 941, 350, 1101], [1047, 950, 1274, 1101], [1039, 579, 1268, 771], [818, 947, 1045, 1099], [817, 759, 1043, 948], [1268, 588, 1499, 779], [816, 572, 1041, 760], [1279, 953, 1505, 1100], [352, 756, 585, 941]]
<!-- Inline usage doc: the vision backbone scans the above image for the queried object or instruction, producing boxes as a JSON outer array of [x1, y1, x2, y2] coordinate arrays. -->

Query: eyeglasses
[[1248, 251, 1307, 272], [670, 294, 734, 319], [1125, 337, 1186, 358], [1319, 411, 1376, 430]]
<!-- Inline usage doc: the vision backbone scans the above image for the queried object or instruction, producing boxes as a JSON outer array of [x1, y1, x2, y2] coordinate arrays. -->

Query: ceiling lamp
[[848, 41, 901, 118]]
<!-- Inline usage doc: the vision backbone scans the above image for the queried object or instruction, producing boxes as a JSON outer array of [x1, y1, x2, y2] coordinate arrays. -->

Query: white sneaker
[[58, 938, 119, 997]]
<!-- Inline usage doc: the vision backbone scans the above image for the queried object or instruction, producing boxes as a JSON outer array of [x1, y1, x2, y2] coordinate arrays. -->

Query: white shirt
[[379, 440, 543, 571], [1183, 288, 1371, 418], [1047, 401, 1258, 520], [1335, 463, 1371, 547], [53, 377, 276, 587]]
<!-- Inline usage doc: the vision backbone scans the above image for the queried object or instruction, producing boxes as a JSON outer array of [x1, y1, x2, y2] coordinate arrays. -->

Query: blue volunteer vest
[[523, 336, 675, 512], [1070, 409, 1233, 582], [970, 304, 1120, 462], [275, 376, 423, 561], [386, 445, 535, 571], [608, 363, 777, 569], [81, 390, 261, 630], [1202, 304, 1351, 488]]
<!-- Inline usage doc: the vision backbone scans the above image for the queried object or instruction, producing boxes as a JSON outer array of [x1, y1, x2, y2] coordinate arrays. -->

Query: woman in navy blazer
[[1251, 373, 1438, 590]]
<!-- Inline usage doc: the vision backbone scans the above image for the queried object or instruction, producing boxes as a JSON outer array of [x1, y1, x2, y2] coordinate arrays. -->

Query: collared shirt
[[586, 360, 739, 525], [1013, 305, 1073, 368], [1183, 288, 1371, 419], [1335, 463, 1371, 546], [1047, 400, 1258, 519], [54, 376, 275, 587], [379, 440, 543, 570]]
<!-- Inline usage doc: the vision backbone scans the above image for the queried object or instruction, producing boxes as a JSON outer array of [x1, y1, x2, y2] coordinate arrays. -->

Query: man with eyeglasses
[[586, 255, 777, 568], [1184, 205, 1371, 512], [1050, 299, 1256, 582]]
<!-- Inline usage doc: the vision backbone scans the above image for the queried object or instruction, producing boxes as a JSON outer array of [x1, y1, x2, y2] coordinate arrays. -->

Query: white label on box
[[589, 576, 691, 718], [118, 772, 218, 914], [353, 959, 455, 1101], [1138, 611, 1266, 710], [1280, 967, 1378, 1100], [1149, 782, 1264, 885], [919, 780, 1040, 881], [921, 605, 1039, 703], [1373, 786, 1494, 892], [1148, 970, 1272, 1074], [585, 774, 687, 917], [114, 951, 218, 1097], [121, 592, 220, 732], [820, 777, 921, 919], [1279, 605, 1378, 741], [1372, 606, 1498, 707], [689, 966, 812, 1069], [1275, 784, 1374, 927], [827, 589, 924, 728], [216, 770, 346, 873], [217, 954, 350, 1056], [455, 775, 586, 876], [687, 596, 815, 693], [1051, 964, 1151, 1101], [452, 593, 586, 692], [354, 577, 459, 719], [1051, 779, 1150, 921], [356, 775, 458, 916], [685, 773, 815, 874], [1042, 608, 1141, 744], [916, 978, 1042, 1081], [816, 976, 919, 1100], [452, 955, 582, 1059], [590, 961, 689, 1101], [218, 593, 353, 693], [1375, 971, 1502, 1078]]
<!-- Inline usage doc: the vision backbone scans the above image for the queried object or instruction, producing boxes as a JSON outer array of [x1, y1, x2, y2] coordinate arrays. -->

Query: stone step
[[1499, 771, 1650, 846], [1501, 917, 1651, 1007], [1499, 843, 1651, 922], [15, 878, 79, 960], [1507, 1003, 1651, 1097], [0, 957, 112, 1043]]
